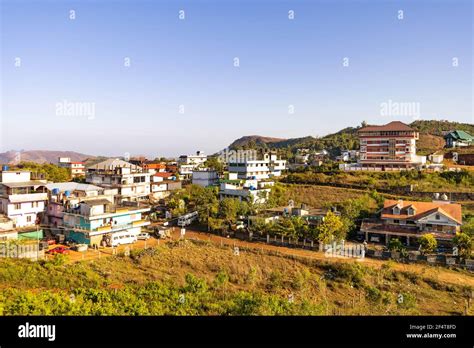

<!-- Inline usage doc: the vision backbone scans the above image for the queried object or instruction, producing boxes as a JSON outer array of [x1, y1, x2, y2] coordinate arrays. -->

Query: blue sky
[[1, 0, 472, 158]]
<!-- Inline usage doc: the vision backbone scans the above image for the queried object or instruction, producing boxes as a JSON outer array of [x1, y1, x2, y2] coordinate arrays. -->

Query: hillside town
[[0, 120, 473, 269]]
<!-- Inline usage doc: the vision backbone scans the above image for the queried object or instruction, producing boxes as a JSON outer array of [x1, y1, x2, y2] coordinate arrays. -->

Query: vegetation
[[0, 240, 472, 315], [11, 162, 71, 182], [453, 233, 473, 260], [228, 120, 474, 159], [283, 170, 474, 193], [418, 234, 438, 255]]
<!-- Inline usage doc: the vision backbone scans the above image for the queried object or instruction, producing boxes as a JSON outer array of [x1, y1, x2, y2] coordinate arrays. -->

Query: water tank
[[441, 193, 448, 201], [249, 186, 256, 190], [1, 165, 8, 171], [433, 193, 440, 200], [52, 188, 60, 195], [64, 190, 71, 197]]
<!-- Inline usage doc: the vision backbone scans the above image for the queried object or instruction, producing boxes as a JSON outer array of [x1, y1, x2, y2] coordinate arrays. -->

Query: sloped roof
[[444, 130, 474, 141], [358, 121, 415, 132], [87, 158, 141, 170], [382, 199, 462, 224]]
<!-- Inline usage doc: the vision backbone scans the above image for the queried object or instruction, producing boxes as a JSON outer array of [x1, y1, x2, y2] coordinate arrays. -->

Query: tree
[[453, 232, 472, 259], [13, 162, 70, 182], [388, 238, 404, 252], [316, 211, 347, 244], [203, 156, 224, 173], [219, 198, 240, 227], [418, 234, 437, 255]]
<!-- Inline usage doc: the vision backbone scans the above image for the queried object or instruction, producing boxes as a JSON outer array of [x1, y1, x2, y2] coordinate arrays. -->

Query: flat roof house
[[86, 159, 151, 203], [62, 198, 150, 247], [0, 171, 48, 228]]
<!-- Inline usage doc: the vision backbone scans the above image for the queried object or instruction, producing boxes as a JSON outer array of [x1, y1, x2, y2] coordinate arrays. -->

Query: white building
[[86, 159, 151, 203], [58, 157, 86, 178], [218, 173, 274, 204], [192, 170, 219, 187], [227, 153, 286, 180], [0, 171, 48, 228], [45, 182, 115, 228], [178, 151, 207, 179]]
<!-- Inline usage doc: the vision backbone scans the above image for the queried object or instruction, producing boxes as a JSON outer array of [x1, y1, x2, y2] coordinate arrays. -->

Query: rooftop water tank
[[64, 190, 71, 197], [52, 188, 60, 195], [1, 165, 8, 171]]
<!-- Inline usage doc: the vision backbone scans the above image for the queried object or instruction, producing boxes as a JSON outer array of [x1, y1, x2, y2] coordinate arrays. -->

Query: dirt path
[[58, 227, 474, 288], [176, 228, 474, 288]]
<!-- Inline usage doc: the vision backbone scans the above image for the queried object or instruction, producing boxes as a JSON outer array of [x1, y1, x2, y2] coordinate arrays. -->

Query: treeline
[[10, 162, 71, 182], [283, 170, 474, 193]]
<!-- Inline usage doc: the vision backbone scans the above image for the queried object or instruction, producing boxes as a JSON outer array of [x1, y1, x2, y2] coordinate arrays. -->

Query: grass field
[[0, 240, 472, 316]]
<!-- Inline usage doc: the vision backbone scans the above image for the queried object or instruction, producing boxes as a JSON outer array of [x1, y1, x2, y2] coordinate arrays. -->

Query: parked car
[[47, 246, 70, 255], [137, 232, 150, 240]]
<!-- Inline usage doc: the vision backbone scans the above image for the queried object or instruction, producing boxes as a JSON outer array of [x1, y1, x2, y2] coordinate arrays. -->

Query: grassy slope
[[0, 240, 472, 315]]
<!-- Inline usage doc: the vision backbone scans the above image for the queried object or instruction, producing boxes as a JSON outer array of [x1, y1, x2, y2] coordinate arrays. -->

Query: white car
[[137, 232, 151, 240]]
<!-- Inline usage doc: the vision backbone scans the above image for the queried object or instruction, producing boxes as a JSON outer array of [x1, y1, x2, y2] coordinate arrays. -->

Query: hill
[[0, 239, 472, 315], [0, 150, 95, 165], [228, 120, 473, 157]]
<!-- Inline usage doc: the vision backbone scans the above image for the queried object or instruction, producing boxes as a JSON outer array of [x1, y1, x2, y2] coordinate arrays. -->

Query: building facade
[[62, 199, 150, 247], [0, 171, 48, 228], [58, 157, 86, 178], [360, 199, 462, 246], [86, 159, 151, 203], [358, 121, 426, 169]]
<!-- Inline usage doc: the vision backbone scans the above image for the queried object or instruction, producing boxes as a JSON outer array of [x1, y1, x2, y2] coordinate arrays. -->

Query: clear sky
[[1, 0, 472, 158]]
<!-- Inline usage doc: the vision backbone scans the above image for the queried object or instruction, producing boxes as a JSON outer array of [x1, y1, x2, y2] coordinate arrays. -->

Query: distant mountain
[[227, 120, 473, 158], [0, 150, 95, 165]]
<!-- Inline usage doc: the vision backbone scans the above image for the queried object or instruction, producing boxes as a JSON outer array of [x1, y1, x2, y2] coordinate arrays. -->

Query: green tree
[[219, 198, 240, 227], [388, 238, 404, 252], [453, 232, 472, 259], [203, 156, 224, 173], [316, 211, 346, 244], [418, 234, 437, 255]]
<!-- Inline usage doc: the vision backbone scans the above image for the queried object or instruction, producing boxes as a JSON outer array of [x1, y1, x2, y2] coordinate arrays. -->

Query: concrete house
[[0, 170, 48, 228], [86, 159, 151, 203]]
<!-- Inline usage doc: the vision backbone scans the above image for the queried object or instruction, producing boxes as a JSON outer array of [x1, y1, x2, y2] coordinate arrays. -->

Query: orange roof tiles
[[382, 199, 462, 225]]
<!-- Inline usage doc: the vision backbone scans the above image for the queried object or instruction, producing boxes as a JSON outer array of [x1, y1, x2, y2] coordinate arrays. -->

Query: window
[[435, 214, 440, 220], [393, 219, 399, 224], [14, 203, 21, 210], [26, 216, 32, 222]]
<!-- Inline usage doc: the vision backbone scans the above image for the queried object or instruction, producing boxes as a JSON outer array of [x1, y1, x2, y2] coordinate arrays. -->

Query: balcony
[[8, 193, 48, 203]]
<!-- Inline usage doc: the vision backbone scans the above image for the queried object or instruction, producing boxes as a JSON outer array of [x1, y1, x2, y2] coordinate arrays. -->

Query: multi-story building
[[149, 173, 181, 200], [360, 199, 462, 246], [218, 173, 274, 204], [62, 199, 150, 247], [44, 182, 114, 228], [357, 121, 426, 170], [58, 157, 86, 178], [178, 151, 207, 179], [192, 170, 219, 187], [0, 170, 48, 228], [86, 159, 151, 203], [227, 153, 286, 180]]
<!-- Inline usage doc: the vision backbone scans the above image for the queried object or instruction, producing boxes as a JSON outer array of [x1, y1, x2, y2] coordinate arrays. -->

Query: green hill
[[228, 120, 473, 158]]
